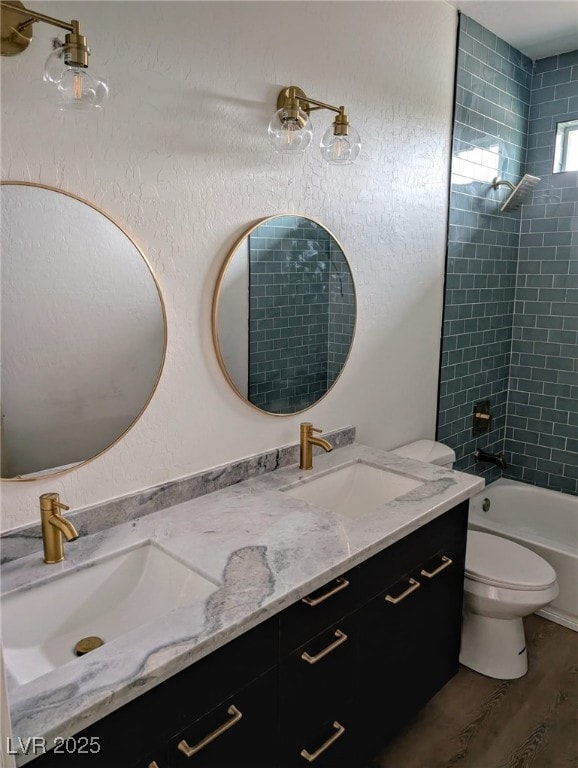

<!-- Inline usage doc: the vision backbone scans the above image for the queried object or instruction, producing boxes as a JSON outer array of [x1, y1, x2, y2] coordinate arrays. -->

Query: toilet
[[390, 439, 559, 680]]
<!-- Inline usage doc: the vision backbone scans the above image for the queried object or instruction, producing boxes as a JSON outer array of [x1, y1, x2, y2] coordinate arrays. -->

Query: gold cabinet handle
[[421, 555, 453, 579], [301, 629, 348, 665], [301, 577, 349, 607], [385, 577, 420, 604], [177, 705, 242, 757], [300, 721, 345, 762]]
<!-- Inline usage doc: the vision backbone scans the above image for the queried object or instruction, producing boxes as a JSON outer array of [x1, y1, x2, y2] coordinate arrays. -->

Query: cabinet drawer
[[158, 615, 279, 735], [31, 618, 278, 768], [280, 698, 358, 768], [357, 501, 468, 601], [168, 669, 278, 767], [279, 568, 359, 654], [280, 615, 357, 728], [360, 536, 465, 646]]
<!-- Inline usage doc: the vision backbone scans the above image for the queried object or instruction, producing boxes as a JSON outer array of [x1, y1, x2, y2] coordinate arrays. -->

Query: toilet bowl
[[390, 439, 559, 680], [460, 530, 558, 679]]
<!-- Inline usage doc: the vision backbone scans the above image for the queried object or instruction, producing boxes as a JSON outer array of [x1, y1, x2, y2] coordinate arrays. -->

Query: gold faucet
[[299, 422, 333, 470], [39, 492, 79, 564]]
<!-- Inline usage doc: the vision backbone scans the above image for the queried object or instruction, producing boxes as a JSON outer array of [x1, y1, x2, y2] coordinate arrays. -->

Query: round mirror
[[213, 215, 356, 415], [1, 182, 167, 480]]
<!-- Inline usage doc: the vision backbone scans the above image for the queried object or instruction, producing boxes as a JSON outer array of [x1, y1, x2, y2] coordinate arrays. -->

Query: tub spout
[[474, 449, 507, 470]]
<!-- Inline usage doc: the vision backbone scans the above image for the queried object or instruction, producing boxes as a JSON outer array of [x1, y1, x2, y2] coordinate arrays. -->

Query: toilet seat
[[465, 531, 557, 591]]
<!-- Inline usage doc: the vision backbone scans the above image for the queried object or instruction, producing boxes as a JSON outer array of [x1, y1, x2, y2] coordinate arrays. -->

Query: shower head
[[492, 175, 541, 212]]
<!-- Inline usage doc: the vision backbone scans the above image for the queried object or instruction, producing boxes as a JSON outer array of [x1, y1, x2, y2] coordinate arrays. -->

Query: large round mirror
[[1, 182, 167, 480], [213, 215, 356, 415]]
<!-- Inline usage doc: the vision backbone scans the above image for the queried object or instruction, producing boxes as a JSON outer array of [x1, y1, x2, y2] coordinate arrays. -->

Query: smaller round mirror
[[212, 215, 356, 415]]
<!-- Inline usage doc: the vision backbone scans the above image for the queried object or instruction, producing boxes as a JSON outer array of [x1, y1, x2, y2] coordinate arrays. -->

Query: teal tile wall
[[507, 51, 578, 492], [438, 14, 578, 495], [248, 217, 330, 413], [327, 238, 355, 387], [247, 217, 354, 414], [438, 14, 532, 484]]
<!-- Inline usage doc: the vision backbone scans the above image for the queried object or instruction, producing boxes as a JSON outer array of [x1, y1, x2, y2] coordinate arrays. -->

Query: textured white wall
[[0, 1, 457, 530]]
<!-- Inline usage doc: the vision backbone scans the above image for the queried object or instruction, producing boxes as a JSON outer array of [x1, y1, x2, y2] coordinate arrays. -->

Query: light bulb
[[267, 107, 313, 154], [56, 66, 109, 111], [320, 124, 361, 165]]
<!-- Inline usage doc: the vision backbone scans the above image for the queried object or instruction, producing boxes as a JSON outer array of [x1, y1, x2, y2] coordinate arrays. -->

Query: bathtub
[[468, 478, 578, 632]]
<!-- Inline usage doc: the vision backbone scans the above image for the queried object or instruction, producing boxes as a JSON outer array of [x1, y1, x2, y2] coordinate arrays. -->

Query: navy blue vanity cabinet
[[279, 615, 359, 767], [25, 502, 468, 768], [278, 564, 362, 767], [355, 501, 469, 757], [276, 502, 468, 767]]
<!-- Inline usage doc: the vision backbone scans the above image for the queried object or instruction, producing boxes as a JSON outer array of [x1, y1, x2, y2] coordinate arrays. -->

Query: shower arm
[[492, 178, 516, 192]]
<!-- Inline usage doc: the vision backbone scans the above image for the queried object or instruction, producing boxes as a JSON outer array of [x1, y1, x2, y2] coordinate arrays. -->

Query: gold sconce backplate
[[276, 85, 310, 115], [1, 1, 33, 56]]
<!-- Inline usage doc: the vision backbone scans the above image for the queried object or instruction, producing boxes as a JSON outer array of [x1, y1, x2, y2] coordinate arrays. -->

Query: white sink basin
[[1, 542, 219, 686], [283, 461, 424, 519]]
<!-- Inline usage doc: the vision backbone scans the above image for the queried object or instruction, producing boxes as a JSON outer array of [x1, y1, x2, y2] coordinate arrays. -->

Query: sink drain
[[74, 636, 104, 657]]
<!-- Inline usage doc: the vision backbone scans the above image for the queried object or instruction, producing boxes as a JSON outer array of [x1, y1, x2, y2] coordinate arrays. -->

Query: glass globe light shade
[[43, 45, 67, 85], [267, 107, 313, 153], [320, 124, 361, 165], [56, 67, 109, 111]]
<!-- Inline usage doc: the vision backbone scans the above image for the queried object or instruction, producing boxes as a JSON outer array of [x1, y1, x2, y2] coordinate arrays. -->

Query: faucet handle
[[39, 492, 69, 513], [300, 422, 322, 433]]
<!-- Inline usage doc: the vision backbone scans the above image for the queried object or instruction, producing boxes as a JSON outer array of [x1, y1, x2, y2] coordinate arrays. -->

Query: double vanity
[[1, 442, 484, 767]]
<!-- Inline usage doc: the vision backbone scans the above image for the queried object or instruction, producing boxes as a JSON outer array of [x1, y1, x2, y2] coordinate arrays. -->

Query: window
[[553, 119, 578, 173], [452, 143, 500, 186]]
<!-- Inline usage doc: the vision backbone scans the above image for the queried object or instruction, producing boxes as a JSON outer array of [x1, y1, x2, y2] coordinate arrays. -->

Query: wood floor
[[368, 615, 577, 768]]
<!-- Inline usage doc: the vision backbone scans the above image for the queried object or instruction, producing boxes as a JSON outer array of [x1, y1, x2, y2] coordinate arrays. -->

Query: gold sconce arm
[[276, 86, 351, 135], [1, 1, 77, 34], [1, 1, 88, 66]]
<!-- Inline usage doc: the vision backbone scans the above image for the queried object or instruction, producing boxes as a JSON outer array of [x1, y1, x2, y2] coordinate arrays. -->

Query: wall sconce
[[268, 86, 361, 166], [0, 0, 108, 110]]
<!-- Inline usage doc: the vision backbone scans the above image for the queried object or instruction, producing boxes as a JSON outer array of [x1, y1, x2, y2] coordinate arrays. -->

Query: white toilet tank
[[391, 439, 456, 468]]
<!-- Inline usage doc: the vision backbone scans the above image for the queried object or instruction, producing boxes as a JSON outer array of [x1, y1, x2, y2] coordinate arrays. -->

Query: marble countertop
[[1, 442, 484, 765]]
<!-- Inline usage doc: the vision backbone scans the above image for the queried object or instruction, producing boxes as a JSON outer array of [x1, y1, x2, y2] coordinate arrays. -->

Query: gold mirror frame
[[1, 181, 168, 481], [212, 214, 356, 416]]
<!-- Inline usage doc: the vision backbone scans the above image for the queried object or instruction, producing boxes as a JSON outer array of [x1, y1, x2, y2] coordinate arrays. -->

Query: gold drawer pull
[[301, 577, 349, 607], [301, 629, 348, 665], [300, 721, 345, 762], [421, 555, 453, 578], [177, 705, 242, 757], [385, 577, 420, 604]]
